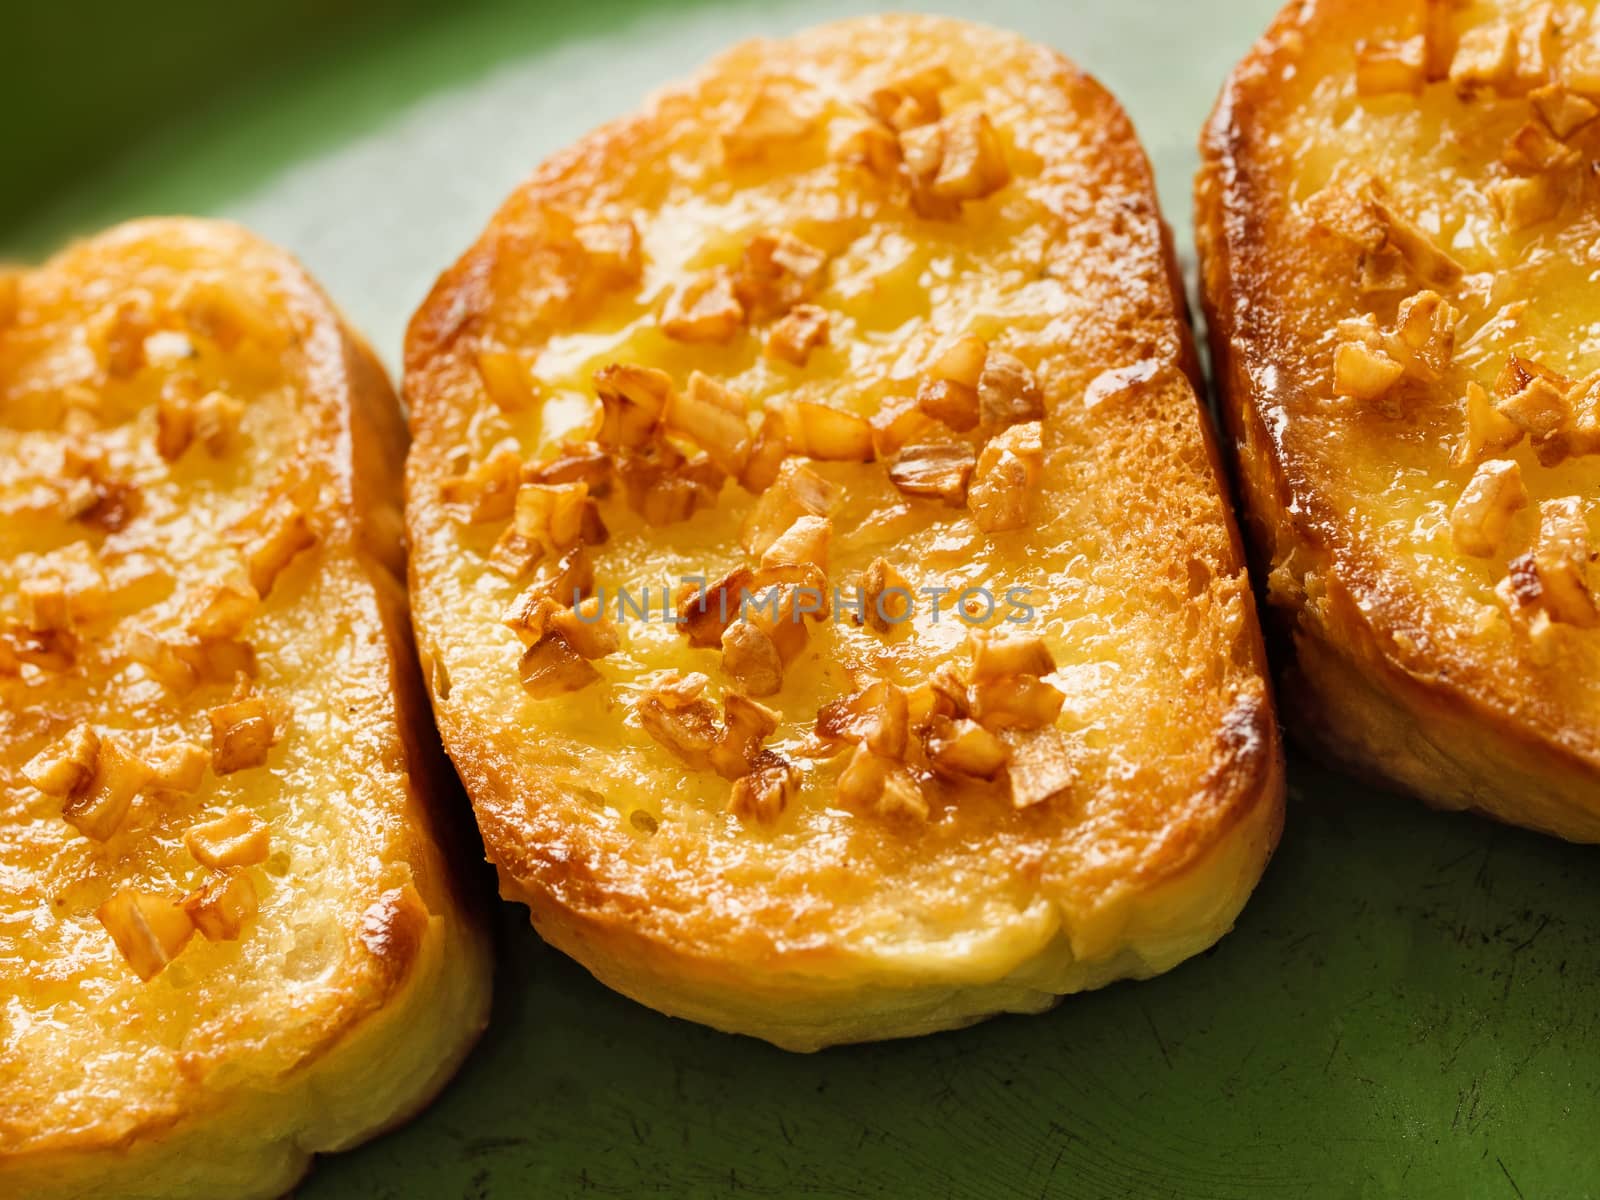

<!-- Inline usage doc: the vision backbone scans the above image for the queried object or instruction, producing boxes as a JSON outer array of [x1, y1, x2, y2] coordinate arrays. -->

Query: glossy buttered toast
[[0, 220, 490, 1199], [406, 14, 1283, 1050], [1200, 0, 1600, 839]]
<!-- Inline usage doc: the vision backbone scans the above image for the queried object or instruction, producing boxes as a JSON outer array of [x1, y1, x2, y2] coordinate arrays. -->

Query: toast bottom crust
[[496, 771, 1282, 1053], [3, 899, 489, 1200], [1285, 618, 1600, 844]]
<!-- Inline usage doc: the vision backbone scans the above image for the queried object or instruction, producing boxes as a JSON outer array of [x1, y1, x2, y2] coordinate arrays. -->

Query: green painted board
[[8, 1, 1600, 1196]]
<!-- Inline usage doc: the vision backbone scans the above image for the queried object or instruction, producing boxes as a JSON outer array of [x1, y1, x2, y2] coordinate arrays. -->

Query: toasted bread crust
[[407, 14, 1282, 1050], [1199, 0, 1600, 839], [0, 219, 490, 1198]]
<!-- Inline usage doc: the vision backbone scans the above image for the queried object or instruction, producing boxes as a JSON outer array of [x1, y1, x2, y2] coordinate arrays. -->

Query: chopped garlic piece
[[837, 741, 927, 819], [185, 575, 261, 639], [969, 421, 1043, 533], [968, 675, 1064, 731], [638, 680, 783, 780], [740, 458, 842, 555], [924, 715, 1010, 780], [728, 752, 799, 824], [1532, 497, 1599, 627], [666, 372, 753, 476], [1450, 459, 1527, 557], [183, 872, 259, 942], [969, 628, 1056, 682], [977, 351, 1044, 428], [1562, 374, 1600, 460], [928, 110, 1010, 201], [766, 304, 830, 366], [524, 444, 612, 494], [815, 680, 911, 759], [146, 741, 209, 795], [22, 724, 100, 797], [503, 589, 558, 647], [721, 619, 784, 697], [100, 298, 152, 378], [930, 334, 989, 389], [439, 449, 523, 522], [518, 630, 602, 696], [1531, 82, 1598, 138], [1370, 197, 1464, 287], [1390, 291, 1459, 381], [676, 567, 755, 649], [760, 514, 831, 575], [509, 480, 594, 558], [1497, 375, 1571, 440], [858, 557, 914, 633], [185, 809, 270, 869], [1333, 340, 1405, 401], [737, 232, 828, 320], [239, 493, 317, 597], [595, 362, 671, 449], [549, 596, 620, 660], [617, 443, 723, 528], [871, 397, 942, 457], [785, 401, 873, 462], [887, 444, 974, 505], [734, 582, 817, 675], [660, 270, 745, 344], [1449, 21, 1518, 94], [125, 629, 258, 693], [158, 386, 245, 461], [1503, 120, 1581, 171], [651, 671, 710, 709], [831, 117, 901, 177], [1453, 381, 1523, 467], [918, 333, 989, 429], [916, 380, 980, 432], [712, 693, 783, 781], [867, 66, 951, 130], [1005, 728, 1078, 808], [721, 88, 815, 163], [19, 542, 108, 632], [1355, 37, 1427, 95], [208, 690, 284, 775], [740, 411, 788, 493], [575, 218, 643, 289], [1487, 174, 1564, 232], [97, 888, 195, 980], [62, 738, 151, 842]]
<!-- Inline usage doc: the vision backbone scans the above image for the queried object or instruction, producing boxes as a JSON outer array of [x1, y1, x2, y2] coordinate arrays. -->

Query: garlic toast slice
[[1200, 0, 1600, 839], [0, 220, 490, 1199], [407, 14, 1282, 1051]]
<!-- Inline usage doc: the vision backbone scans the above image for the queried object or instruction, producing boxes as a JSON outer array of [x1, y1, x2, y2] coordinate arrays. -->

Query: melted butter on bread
[[0, 220, 489, 1198], [1202, 0, 1600, 839], [409, 14, 1282, 1049]]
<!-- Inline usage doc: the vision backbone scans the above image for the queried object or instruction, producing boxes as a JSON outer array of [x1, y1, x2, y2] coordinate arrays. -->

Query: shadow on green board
[[299, 754, 1600, 1200], [2, 0, 709, 253]]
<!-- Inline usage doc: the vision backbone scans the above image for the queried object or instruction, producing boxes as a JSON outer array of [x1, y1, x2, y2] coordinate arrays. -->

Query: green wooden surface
[[7, 2, 1599, 1196]]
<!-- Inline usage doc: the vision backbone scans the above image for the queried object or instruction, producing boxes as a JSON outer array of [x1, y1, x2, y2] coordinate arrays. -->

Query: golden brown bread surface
[[406, 14, 1282, 1051], [0, 219, 490, 1199], [1199, 0, 1600, 840]]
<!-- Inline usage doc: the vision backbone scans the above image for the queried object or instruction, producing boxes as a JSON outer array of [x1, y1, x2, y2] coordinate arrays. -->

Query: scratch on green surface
[[290, 754, 1600, 1200]]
